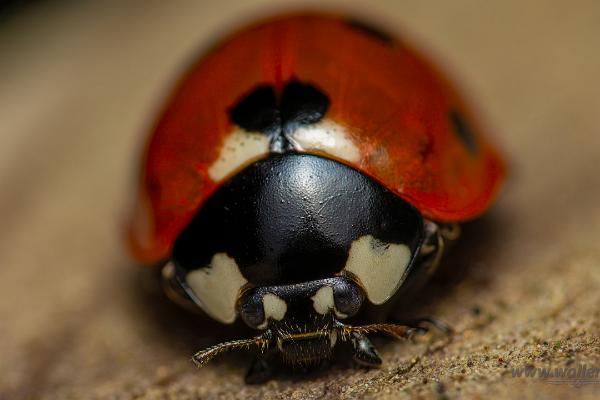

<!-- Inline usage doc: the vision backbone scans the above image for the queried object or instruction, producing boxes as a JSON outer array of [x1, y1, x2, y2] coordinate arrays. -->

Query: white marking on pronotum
[[186, 253, 247, 324], [208, 128, 270, 181], [343, 235, 411, 305], [289, 119, 360, 163], [310, 285, 347, 318], [257, 293, 287, 329]]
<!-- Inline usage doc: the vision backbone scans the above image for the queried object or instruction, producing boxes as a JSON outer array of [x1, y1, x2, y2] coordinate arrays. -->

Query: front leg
[[350, 332, 382, 367], [388, 220, 455, 303], [391, 317, 453, 335], [404, 219, 460, 290], [418, 220, 459, 272], [388, 221, 458, 332]]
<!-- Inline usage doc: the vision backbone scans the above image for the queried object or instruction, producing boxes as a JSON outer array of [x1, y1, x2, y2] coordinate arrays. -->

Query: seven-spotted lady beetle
[[127, 12, 505, 383]]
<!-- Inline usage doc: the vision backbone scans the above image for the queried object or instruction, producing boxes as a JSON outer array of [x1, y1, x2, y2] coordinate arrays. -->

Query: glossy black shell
[[173, 153, 423, 287]]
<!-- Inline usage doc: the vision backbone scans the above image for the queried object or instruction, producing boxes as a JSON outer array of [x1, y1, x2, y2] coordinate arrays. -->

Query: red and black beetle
[[127, 12, 505, 383]]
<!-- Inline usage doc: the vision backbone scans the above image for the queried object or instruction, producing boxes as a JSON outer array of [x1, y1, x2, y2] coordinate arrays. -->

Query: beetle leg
[[388, 220, 457, 336], [161, 262, 200, 312], [350, 332, 382, 367], [245, 355, 275, 384], [417, 220, 443, 271], [335, 322, 423, 367], [439, 222, 461, 241], [417, 220, 460, 277], [391, 317, 453, 335]]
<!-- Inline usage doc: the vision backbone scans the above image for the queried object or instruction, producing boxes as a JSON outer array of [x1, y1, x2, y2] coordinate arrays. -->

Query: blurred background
[[1, 1, 599, 399]]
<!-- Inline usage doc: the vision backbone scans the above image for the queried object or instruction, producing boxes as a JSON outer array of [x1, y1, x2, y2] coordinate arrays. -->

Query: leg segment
[[350, 332, 382, 367], [391, 317, 453, 334], [161, 262, 200, 312], [388, 221, 458, 334], [407, 219, 445, 295], [412, 220, 461, 284]]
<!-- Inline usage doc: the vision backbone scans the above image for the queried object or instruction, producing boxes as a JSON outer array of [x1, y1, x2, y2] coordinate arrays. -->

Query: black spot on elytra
[[450, 109, 478, 155], [229, 86, 280, 134], [345, 18, 394, 45], [228, 80, 330, 152], [281, 81, 330, 131]]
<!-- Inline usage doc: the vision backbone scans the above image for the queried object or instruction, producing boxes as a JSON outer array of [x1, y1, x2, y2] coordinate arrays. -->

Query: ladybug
[[127, 12, 505, 382]]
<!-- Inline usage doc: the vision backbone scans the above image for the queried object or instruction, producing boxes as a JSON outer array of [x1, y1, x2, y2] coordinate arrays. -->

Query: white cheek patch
[[185, 253, 247, 324], [208, 129, 270, 181], [289, 119, 360, 163], [311, 285, 347, 318], [311, 285, 335, 315], [343, 235, 412, 305], [260, 293, 287, 328]]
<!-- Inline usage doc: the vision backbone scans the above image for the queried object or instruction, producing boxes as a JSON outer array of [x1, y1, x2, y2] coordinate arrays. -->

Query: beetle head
[[236, 276, 362, 363], [186, 275, 420, 368]]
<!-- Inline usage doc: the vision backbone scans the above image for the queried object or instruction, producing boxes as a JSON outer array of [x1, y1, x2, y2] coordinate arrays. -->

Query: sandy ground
[[1, 1, 599, 399]]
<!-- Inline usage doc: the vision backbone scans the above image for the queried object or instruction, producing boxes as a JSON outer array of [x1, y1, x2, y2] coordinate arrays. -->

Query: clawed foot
[[347, 317, 451, 367], [393, 317, 453, 335], [350, 332, 382, 367]]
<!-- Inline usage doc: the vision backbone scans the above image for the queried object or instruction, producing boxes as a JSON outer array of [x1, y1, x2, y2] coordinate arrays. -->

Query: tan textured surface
[[1, 1, 599, 399]]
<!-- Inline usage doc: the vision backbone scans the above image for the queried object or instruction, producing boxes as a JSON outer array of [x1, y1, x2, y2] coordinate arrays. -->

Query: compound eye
[[332, 279, 364, 318], [311, 279, 365, 319], [238, 291, 266, 329]]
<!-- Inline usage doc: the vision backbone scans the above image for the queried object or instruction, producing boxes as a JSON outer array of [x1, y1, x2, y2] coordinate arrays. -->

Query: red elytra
[[128, 12, 506, 264]]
